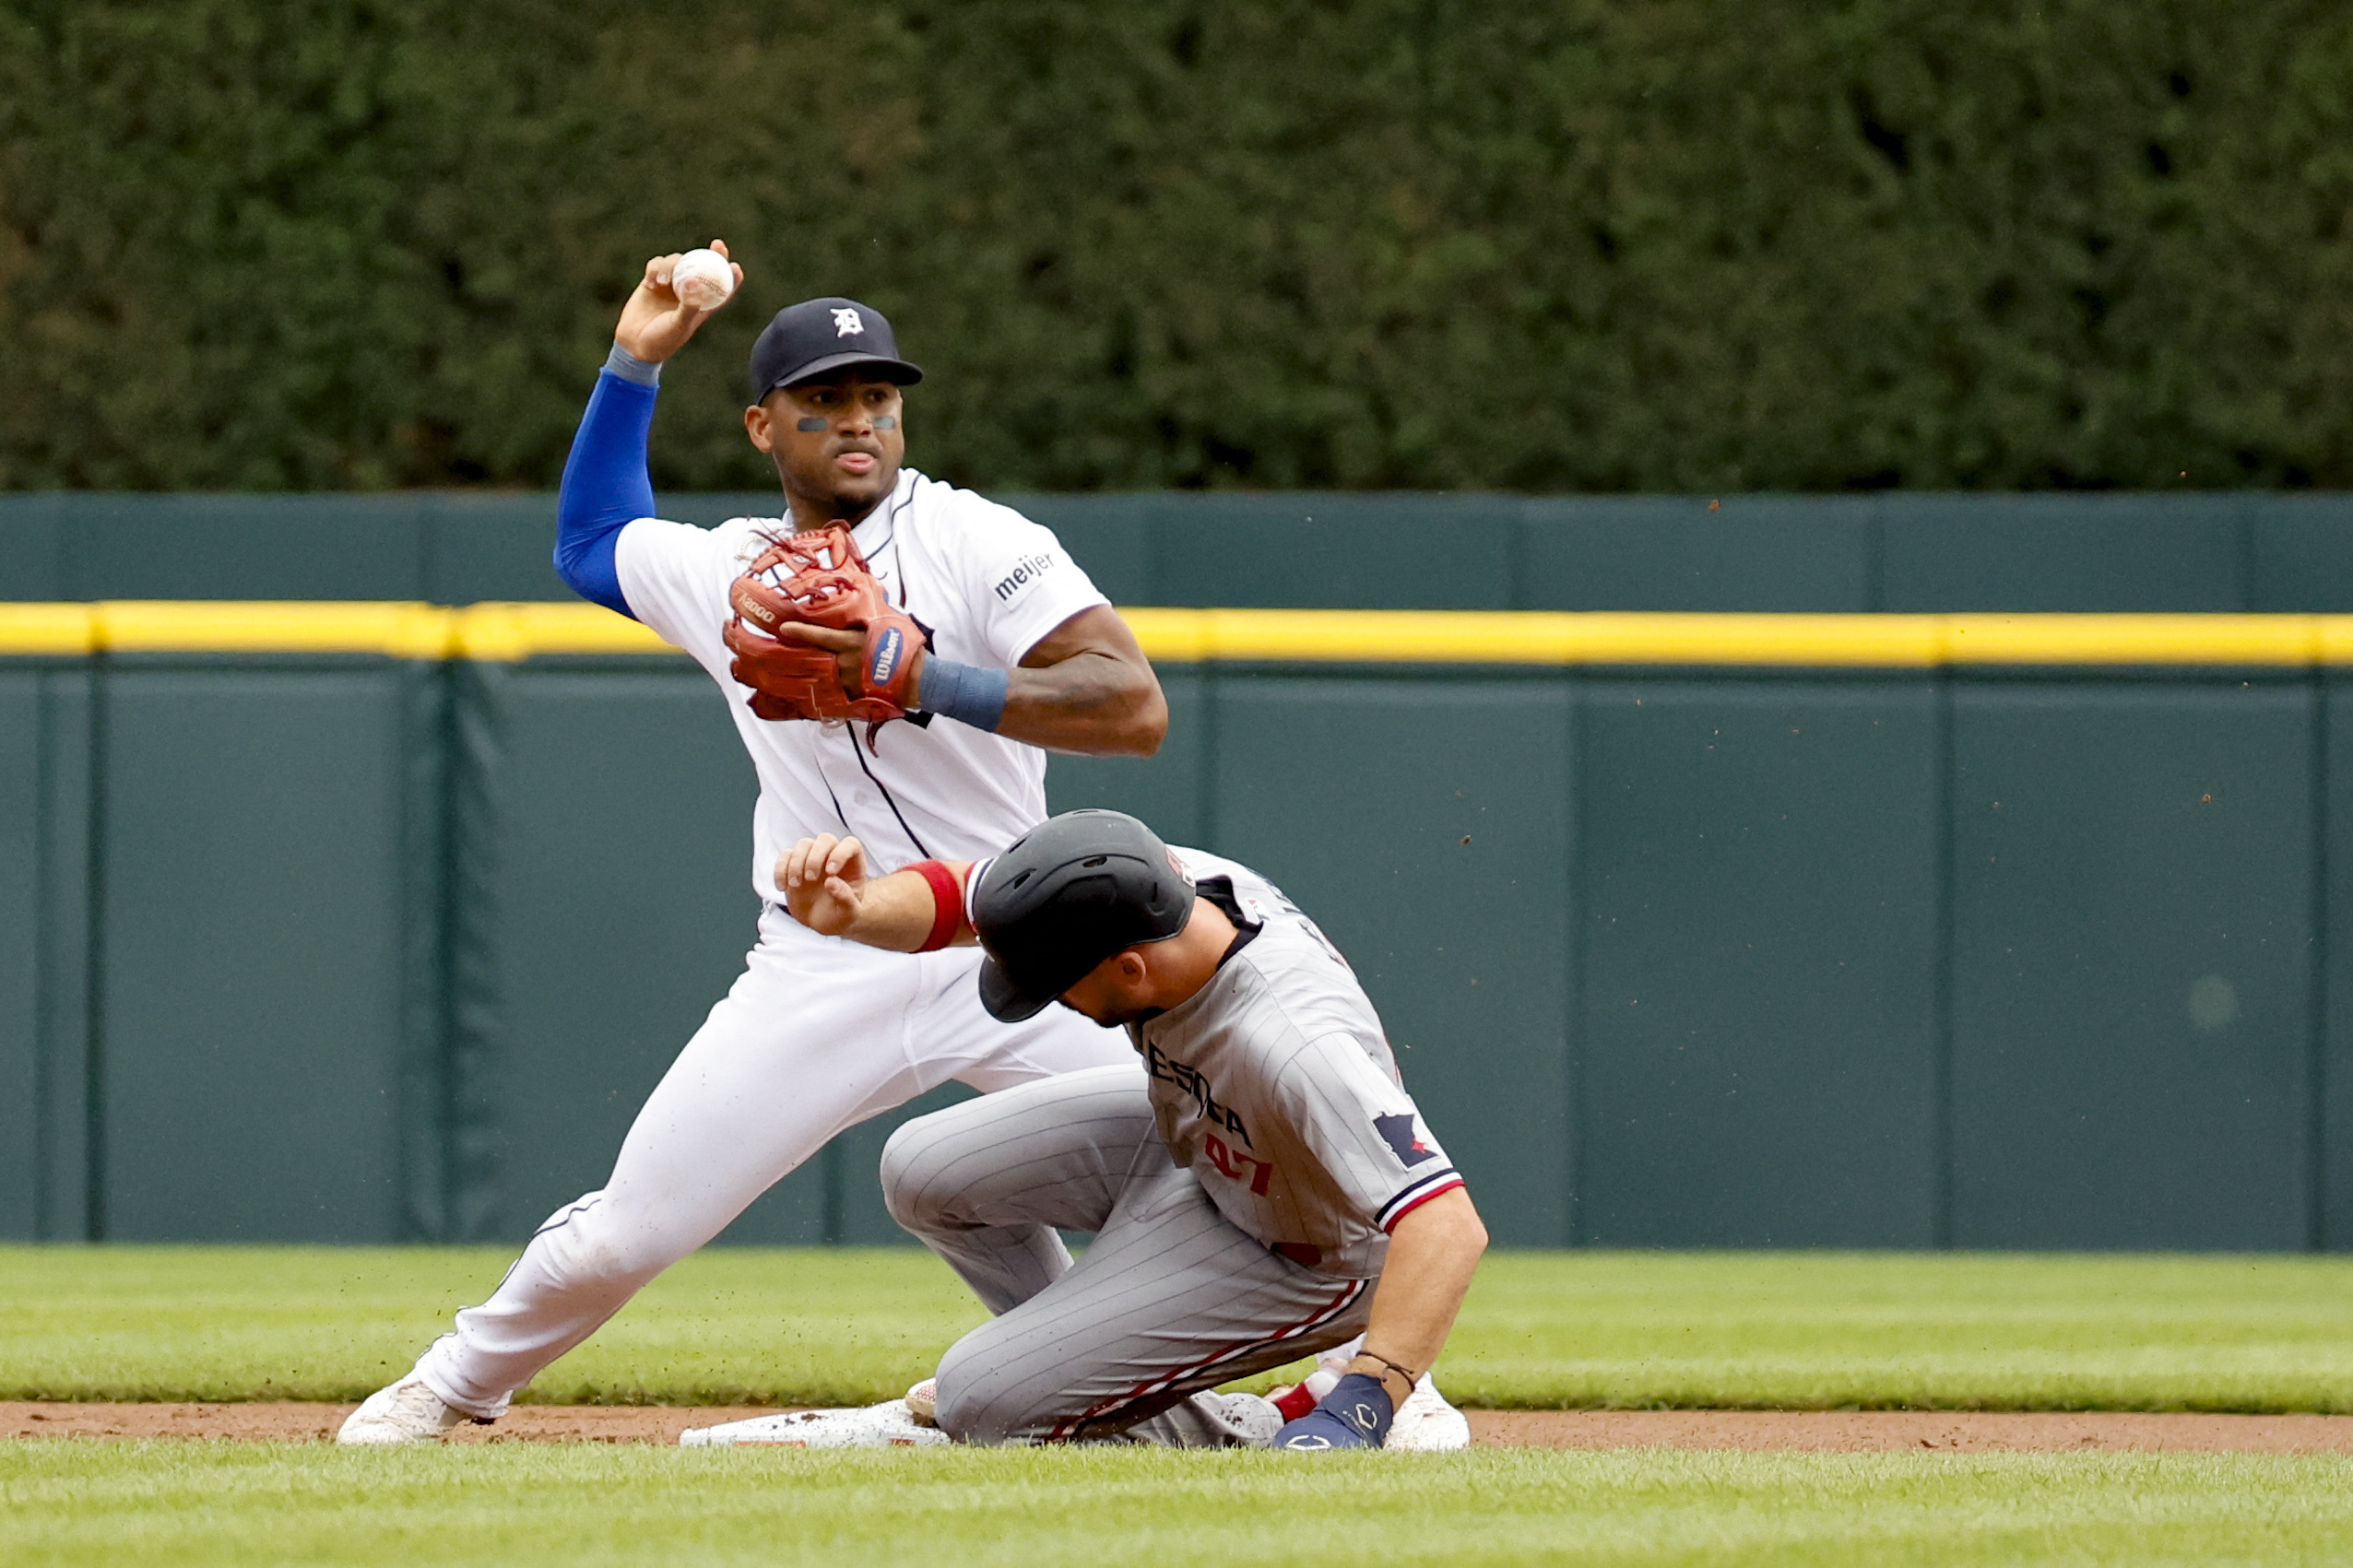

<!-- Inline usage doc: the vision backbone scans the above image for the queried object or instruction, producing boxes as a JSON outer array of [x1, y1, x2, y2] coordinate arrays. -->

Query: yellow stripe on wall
[[93, 601, 463, 658], [0, 603, 100, 654], [1121, 609, 2342, 666], [0, 602, 671, 659], [3, 602, 2353, 666], [449, 602, 675, 660]]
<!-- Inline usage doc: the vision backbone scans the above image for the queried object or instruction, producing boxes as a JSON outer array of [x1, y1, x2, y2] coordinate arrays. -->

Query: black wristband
[[1356, 1350, 1423, 1389]]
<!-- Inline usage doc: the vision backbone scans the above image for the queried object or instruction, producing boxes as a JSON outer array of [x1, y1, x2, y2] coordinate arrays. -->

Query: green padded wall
[[451, 663, 778, 1243], [422, 496, 569, 605], [18, 490, 2353, 611], [1143, 495, 1523, 609], [0, 495, 60, 599], [0, 674, 38, 1237], [1947, 682, 2316, 1250], [9, 642, 2353, 1251], [1879, 495, 2250, 613], [1208, 678, 1575, 1247], [95, 664, 411, 1241], [2325, 681, 2353, 1250], [32, 674, 91, 1244], [0, 669, 88, 1242], [2252, 502, 2353, 613], [1045, 670, 1210, 845], [1519, 497, 1879, 612], [51, 495, 432, 601], [1576, 682, 1942, 1247]]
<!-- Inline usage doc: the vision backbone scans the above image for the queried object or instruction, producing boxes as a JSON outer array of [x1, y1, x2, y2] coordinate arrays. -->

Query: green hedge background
[[4, 1, 2351, 494]]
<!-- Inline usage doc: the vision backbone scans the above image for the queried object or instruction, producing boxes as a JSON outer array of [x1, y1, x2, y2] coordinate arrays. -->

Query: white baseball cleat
[[337, 1375, 476, 1445], [904, 1377, 938, 1427], [681, 1399, 952, 1448], [1386, 1373, 1472, 1452]]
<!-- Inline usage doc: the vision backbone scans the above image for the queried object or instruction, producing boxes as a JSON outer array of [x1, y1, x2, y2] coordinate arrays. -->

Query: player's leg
[[880, 1064, 1153, 1314], [893, 1095, 1370, 1446], [400, 914, 935, 1421]]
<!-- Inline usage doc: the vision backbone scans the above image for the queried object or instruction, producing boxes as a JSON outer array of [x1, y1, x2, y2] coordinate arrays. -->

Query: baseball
[[670, 248, 736, 312]]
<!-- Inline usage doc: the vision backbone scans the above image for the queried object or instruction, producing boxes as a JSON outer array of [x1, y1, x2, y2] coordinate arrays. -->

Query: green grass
[[7, 1444, 2353, 1567], [7, 1246, 2353, 1410], [0, 1246, 983, 1407], [14, 1248, 2353, 1567], [1450, 1252, 2353, 1412]]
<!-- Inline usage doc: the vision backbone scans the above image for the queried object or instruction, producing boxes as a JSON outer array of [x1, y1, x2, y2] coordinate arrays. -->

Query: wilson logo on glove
[[869, 627, 904, 686]]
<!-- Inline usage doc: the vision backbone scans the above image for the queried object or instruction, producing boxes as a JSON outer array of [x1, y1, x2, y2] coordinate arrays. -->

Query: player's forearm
[[1355, 1188, 1487, 1387], [835, 871, 945, 950], [993, 650, 1168, 757], [842, 863, 977, 951], [552, 350, 661, 618]]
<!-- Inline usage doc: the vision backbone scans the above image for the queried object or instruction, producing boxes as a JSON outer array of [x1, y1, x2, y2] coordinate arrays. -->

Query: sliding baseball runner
[[342, 243, 1165, 1443], [693, 810, 1485, 1449]]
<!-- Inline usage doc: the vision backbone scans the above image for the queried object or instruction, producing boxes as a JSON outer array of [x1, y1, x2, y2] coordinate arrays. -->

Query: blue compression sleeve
[[552, 348, 662, 617]]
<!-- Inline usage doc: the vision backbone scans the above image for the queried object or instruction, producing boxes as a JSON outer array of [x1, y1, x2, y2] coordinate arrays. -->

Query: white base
[[681, 1400, 954, 1449]]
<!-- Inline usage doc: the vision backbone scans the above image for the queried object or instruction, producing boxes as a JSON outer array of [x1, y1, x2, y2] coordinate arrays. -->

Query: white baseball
[[670, 248, 736, 312]]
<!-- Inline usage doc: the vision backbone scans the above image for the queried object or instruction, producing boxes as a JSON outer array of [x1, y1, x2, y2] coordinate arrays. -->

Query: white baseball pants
[[415, 904, 1133, 1418]]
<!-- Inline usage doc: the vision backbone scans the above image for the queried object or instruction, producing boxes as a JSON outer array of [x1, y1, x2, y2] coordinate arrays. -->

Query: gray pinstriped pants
[[880, 1063, 1373, 1446]]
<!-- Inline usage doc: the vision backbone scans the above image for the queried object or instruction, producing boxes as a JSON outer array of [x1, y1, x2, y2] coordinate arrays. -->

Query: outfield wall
[[6, 604, 2352, 1253], [13, 491, 2353, 613]]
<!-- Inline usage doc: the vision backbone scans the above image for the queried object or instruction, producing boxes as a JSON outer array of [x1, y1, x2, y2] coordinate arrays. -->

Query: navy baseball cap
[[747, 297, 923, 403], [970, 811, 1195, 1021]]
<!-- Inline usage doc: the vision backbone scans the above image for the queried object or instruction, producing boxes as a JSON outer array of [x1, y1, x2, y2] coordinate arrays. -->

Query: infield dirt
[[13, 1402, 2353, 1452]]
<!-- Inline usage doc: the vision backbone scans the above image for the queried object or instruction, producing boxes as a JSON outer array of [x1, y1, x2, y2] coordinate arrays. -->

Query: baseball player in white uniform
[[714, 810, 1487, 1449], [341, 244, 1164, 1443]]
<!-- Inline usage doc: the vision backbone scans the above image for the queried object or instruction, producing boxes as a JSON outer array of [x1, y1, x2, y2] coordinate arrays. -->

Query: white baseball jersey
[[1132, 847, 1466, 1279], [614, 468, 1109, 900]]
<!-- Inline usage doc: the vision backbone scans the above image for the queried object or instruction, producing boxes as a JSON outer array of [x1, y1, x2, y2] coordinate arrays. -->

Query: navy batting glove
[[1272, 1373, 1394, 1451]]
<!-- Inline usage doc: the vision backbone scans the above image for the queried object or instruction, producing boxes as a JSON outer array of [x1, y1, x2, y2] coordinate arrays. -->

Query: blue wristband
[[916, 658, 1010, 732], [1273, 1373, 1394, 1451]]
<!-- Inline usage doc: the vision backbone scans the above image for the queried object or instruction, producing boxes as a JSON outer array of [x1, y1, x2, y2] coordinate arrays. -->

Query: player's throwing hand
[[615, 238, 744, 364], [776, 833, 872, 937]]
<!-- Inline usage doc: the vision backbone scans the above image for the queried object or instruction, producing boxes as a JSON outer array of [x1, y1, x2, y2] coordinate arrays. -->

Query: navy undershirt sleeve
[[552, 366, 659, 618]]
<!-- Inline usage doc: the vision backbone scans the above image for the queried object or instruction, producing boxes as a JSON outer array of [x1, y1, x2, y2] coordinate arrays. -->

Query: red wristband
[[909, 860, 964, 952]]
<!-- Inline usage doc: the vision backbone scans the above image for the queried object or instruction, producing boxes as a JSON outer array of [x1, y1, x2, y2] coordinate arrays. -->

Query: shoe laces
[[387, 1379, 459, 1428]]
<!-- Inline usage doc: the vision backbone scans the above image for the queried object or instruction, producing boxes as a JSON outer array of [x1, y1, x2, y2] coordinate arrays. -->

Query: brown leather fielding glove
[[723, 525, 928, 750]]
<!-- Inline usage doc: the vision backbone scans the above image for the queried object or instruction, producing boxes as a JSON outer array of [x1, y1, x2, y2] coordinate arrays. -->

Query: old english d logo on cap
[[749, 297, 922, 401]]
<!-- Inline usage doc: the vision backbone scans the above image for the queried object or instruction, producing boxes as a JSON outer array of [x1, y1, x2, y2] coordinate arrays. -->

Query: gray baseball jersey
[[1129, 847, 1465, 1279]]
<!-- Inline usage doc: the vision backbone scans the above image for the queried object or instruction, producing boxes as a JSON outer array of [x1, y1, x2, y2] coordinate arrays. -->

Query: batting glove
[[1272, 1373, 1394, 1451]]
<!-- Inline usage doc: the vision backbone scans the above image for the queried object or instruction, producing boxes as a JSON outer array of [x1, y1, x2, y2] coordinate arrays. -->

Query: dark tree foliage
[[3, 0, 2350, 492]]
